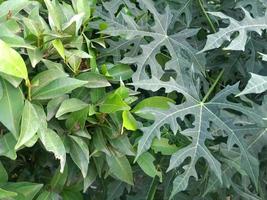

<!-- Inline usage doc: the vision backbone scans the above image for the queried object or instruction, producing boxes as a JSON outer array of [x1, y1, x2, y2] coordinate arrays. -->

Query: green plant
[[0, 0, 266, 199]]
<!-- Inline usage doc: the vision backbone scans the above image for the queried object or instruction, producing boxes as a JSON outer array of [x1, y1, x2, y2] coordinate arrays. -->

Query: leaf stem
[[198, 0, 216, 33], [202, 69, 224, 103], [146, 176, 159, 200], [25, 78, 32, 101]]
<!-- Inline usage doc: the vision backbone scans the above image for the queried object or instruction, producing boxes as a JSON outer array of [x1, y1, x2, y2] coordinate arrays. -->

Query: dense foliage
[[0, 0, 267, 199]]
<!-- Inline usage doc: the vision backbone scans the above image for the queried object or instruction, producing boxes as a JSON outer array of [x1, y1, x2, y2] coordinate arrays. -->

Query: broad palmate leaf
[[132, 77, 264, 197], [100, 0, 205, 82], [200, 9, 267, 52], [238, 73, 267, 96]]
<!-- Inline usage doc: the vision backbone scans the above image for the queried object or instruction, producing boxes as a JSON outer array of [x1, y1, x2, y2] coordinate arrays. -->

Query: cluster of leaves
[[0, 0, 267, 199]]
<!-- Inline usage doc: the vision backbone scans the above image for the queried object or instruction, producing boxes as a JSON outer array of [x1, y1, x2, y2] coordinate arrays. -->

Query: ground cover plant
[[0, 0, 267, 199]]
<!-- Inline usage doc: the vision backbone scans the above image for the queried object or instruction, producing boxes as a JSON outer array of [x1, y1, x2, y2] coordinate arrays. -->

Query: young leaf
[[99, 93, 130, 113], [122, 110, 137, 131], [15, 100, 40, 149], [0, 39, 28, 80]]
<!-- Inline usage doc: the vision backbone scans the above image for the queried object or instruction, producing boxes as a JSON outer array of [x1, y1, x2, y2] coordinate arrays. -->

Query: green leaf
[[106, 154, 133, 185], [238, 73, 267, 96], [27, 48, 43, 68], [133, 77, 263, 196], [122, 110, 137, 131], [72, 0, 91, 23], [109, 135, 135, 156], [15, 100, 40, 150], [2, 182, 43, 200], [0, 80, 2, 100], [108, 64, 134, 81], [151, 138, 179, 155], [46, 95, 68, 120], [44, 0, 63, 30], [0, 0, 30, 22], [0, 188, 17, 198], [200, 9, 267, 52], [77, 72, 111, 88], [52, 39, 65, 59], [38, 129, 66, 173], [132, 96, 175, 120], [137, 152, 162, 182], [36, 191, 60, 200], [56, 98, 88, 118], [32, 77, 87, 100], [50, 165, 68, 191], [0, 161, 8, 183], [0, 39, 28, 79], [0, 78, 24, 138], [99, 93, 130, 113], [83, 163, 97, 192], [0, 133, 17, 159], [69, 135, 90, 178], [101, 0, 205, 81]]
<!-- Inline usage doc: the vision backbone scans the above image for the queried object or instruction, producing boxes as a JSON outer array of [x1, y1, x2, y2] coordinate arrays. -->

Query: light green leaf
[[44, 0, 63, 30], [38, 129, 66, 173], [0, 188, 17, 198], [52, 39, 65, 59], [132, 96, 175, 120], [27, 48, 43, 68], [151, 138, 179, 155], [108, 64, 134, 81], [137, 152, 162, 181], [56, 98, 88, 118], [0, 78, 24, 138], [32, 77, 87, 100], [0, 0, 30, 22], [99, 93, 130, 113], [69, 135, 90, 178], [122, 110, 137, 131], [238, 73, 267, 96], [15, 100, 40, 149], [106, 154, 133, 185], [0, 39, 28, 79]]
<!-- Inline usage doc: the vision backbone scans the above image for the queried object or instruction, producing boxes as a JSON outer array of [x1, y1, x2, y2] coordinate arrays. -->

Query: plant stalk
[[202, 69, 224, 103], [198, 0, 216, 33]]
